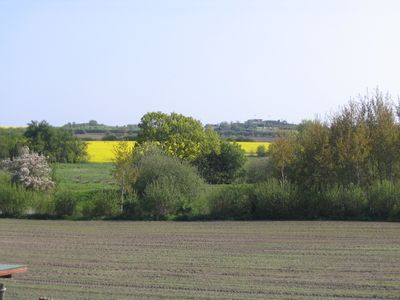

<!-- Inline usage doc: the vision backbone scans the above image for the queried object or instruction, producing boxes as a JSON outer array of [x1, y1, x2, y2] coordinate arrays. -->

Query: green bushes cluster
[[205, 180, 400, 221], [1, 168, 400, 221]]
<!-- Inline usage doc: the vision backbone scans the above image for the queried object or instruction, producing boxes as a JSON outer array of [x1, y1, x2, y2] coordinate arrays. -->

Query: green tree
[[194, 141, 246, 184], [0, 127, 26, 159], [256, 145, 267, 157], [137, 112, 220, 161], [112, 141, 137, 213], [269, 133, 298, 186], [24, 120, 87, 163]]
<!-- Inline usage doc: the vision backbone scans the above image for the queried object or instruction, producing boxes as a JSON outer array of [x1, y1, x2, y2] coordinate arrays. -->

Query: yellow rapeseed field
[[86, 141, 270, 162], [236, 142, 270, 156], [86, 141, 136, 163]]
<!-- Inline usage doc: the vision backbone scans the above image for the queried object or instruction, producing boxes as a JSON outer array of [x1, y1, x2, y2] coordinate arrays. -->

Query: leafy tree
[[256, 145, 267, 157], [0, 128, 26, 159], [194, 141, 246, 184], [24, 120, 87, 163], [137, 112, 220, 161], [112, 141, 137, 213], [269, 133, 298, 186]]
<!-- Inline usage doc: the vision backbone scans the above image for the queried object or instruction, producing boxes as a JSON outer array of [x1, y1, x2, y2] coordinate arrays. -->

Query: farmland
[[85, 141, 271, 163], [0, 220, 399, 299]]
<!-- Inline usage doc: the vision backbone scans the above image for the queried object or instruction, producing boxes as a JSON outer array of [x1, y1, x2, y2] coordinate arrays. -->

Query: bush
[[1, 146, 54, 191], [322, 185, 367, 218], [252, 179, 297, 219], [195, 141, 246, 184], [256, 145, 267, 157], [245, 158, 272, 183], [54, 190, 79, 216], [208, 184, 252, 219], [133, 145, 205, 217], [81, 189, 120, 218], [122, 192, 141, 217], [0, 171, 31, 215], [367, 181, 400, 219]]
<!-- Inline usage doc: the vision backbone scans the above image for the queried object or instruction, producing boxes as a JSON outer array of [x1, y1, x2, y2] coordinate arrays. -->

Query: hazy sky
[[1, 0, 400, 126]]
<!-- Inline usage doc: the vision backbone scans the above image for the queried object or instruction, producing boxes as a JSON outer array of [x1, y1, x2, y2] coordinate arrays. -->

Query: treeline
[[62, 120, 139, 141], [0, 121, 87, 163], [63, 118, 296, 141], [207, 119, 297, 141]]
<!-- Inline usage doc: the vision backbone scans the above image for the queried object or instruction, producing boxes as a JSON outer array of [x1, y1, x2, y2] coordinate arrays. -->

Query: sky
[[1, 0, 400, 126]]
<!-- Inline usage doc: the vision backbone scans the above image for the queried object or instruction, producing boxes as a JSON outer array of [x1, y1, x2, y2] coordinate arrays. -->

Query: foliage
[[321, 185, 367, 218], [208, 184, 253, 218], [0, 171, 31, 215], [252, 179, 297, 219], [256, 145, 267, 157], [269, 133, 298, 185], [0, 127, 26, 160], [54, 190, 79, 216], [81, 189, 120, 217], [137, 112, 220, 161], [1, 146, 55, 191], [112, 141, 137, 213], [245, 158, 272, 183], [194, 141, 246, 184], [270, 89, 400, 189], [24, 120, 87, 163], [367, 180, 400, 219], [132, 143, 205, 217]]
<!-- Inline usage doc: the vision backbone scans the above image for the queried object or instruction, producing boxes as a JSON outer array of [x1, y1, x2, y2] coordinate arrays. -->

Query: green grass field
[[0, 220, 399, 299], [54, 163, 115, 192]]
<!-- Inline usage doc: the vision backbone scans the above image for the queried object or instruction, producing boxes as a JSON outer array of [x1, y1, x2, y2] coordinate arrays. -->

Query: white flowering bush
[[0, 146, 55, 191]]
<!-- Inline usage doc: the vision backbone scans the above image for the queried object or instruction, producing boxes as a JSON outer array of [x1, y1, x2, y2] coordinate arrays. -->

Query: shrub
[[245, 158, 272, 183], [208, 184, 252, 219], [256, 145, 267, 157], [0, 171, 31, 215], [81, 189, 120, 218], [367, 180, 400, 219], [252, 179, 297, 219], [54, 190, 79, 216], [322, 185, 367, 218], [122, 192, 141, 217], [195, 141, 246, 184], [133, 145, 205, 217], [1, 146, 54, 191]]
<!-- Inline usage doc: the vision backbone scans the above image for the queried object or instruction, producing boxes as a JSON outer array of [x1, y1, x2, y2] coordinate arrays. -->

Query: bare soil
[[0, 220, 399, 299]]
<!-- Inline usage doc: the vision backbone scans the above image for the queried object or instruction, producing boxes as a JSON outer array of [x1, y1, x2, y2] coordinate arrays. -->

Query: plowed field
[[0, 220, 399, 299]]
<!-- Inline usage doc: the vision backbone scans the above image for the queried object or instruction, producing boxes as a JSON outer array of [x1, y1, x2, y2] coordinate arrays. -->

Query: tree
[[269, 133, 298, 186], [112, 141, 137, 213], [0, 127, 26, 160], [0, 146, 54, 191], [24, 120, 87, 163], [194, 141, 246, 184], [256, 145, 267, 157], [137, 112, 220, 161]]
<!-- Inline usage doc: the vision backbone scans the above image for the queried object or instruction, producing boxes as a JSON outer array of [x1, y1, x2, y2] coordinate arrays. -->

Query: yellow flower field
[[86, 141, 136, 163], [86, 141, 270, 163]]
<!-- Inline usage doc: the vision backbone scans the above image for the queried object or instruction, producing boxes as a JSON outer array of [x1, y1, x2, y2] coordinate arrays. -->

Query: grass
[[54, 163, 115, 192], [0, 220, 399, 299]]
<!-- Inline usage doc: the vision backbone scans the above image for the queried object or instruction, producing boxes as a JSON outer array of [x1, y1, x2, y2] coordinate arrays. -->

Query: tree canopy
[[24, 121, 87, 163], [137, 112, 220, 161]]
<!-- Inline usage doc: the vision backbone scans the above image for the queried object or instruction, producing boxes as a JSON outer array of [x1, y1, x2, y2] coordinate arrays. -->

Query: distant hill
[[60, 119, 296, 141], [206, 119, 297, 141]]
